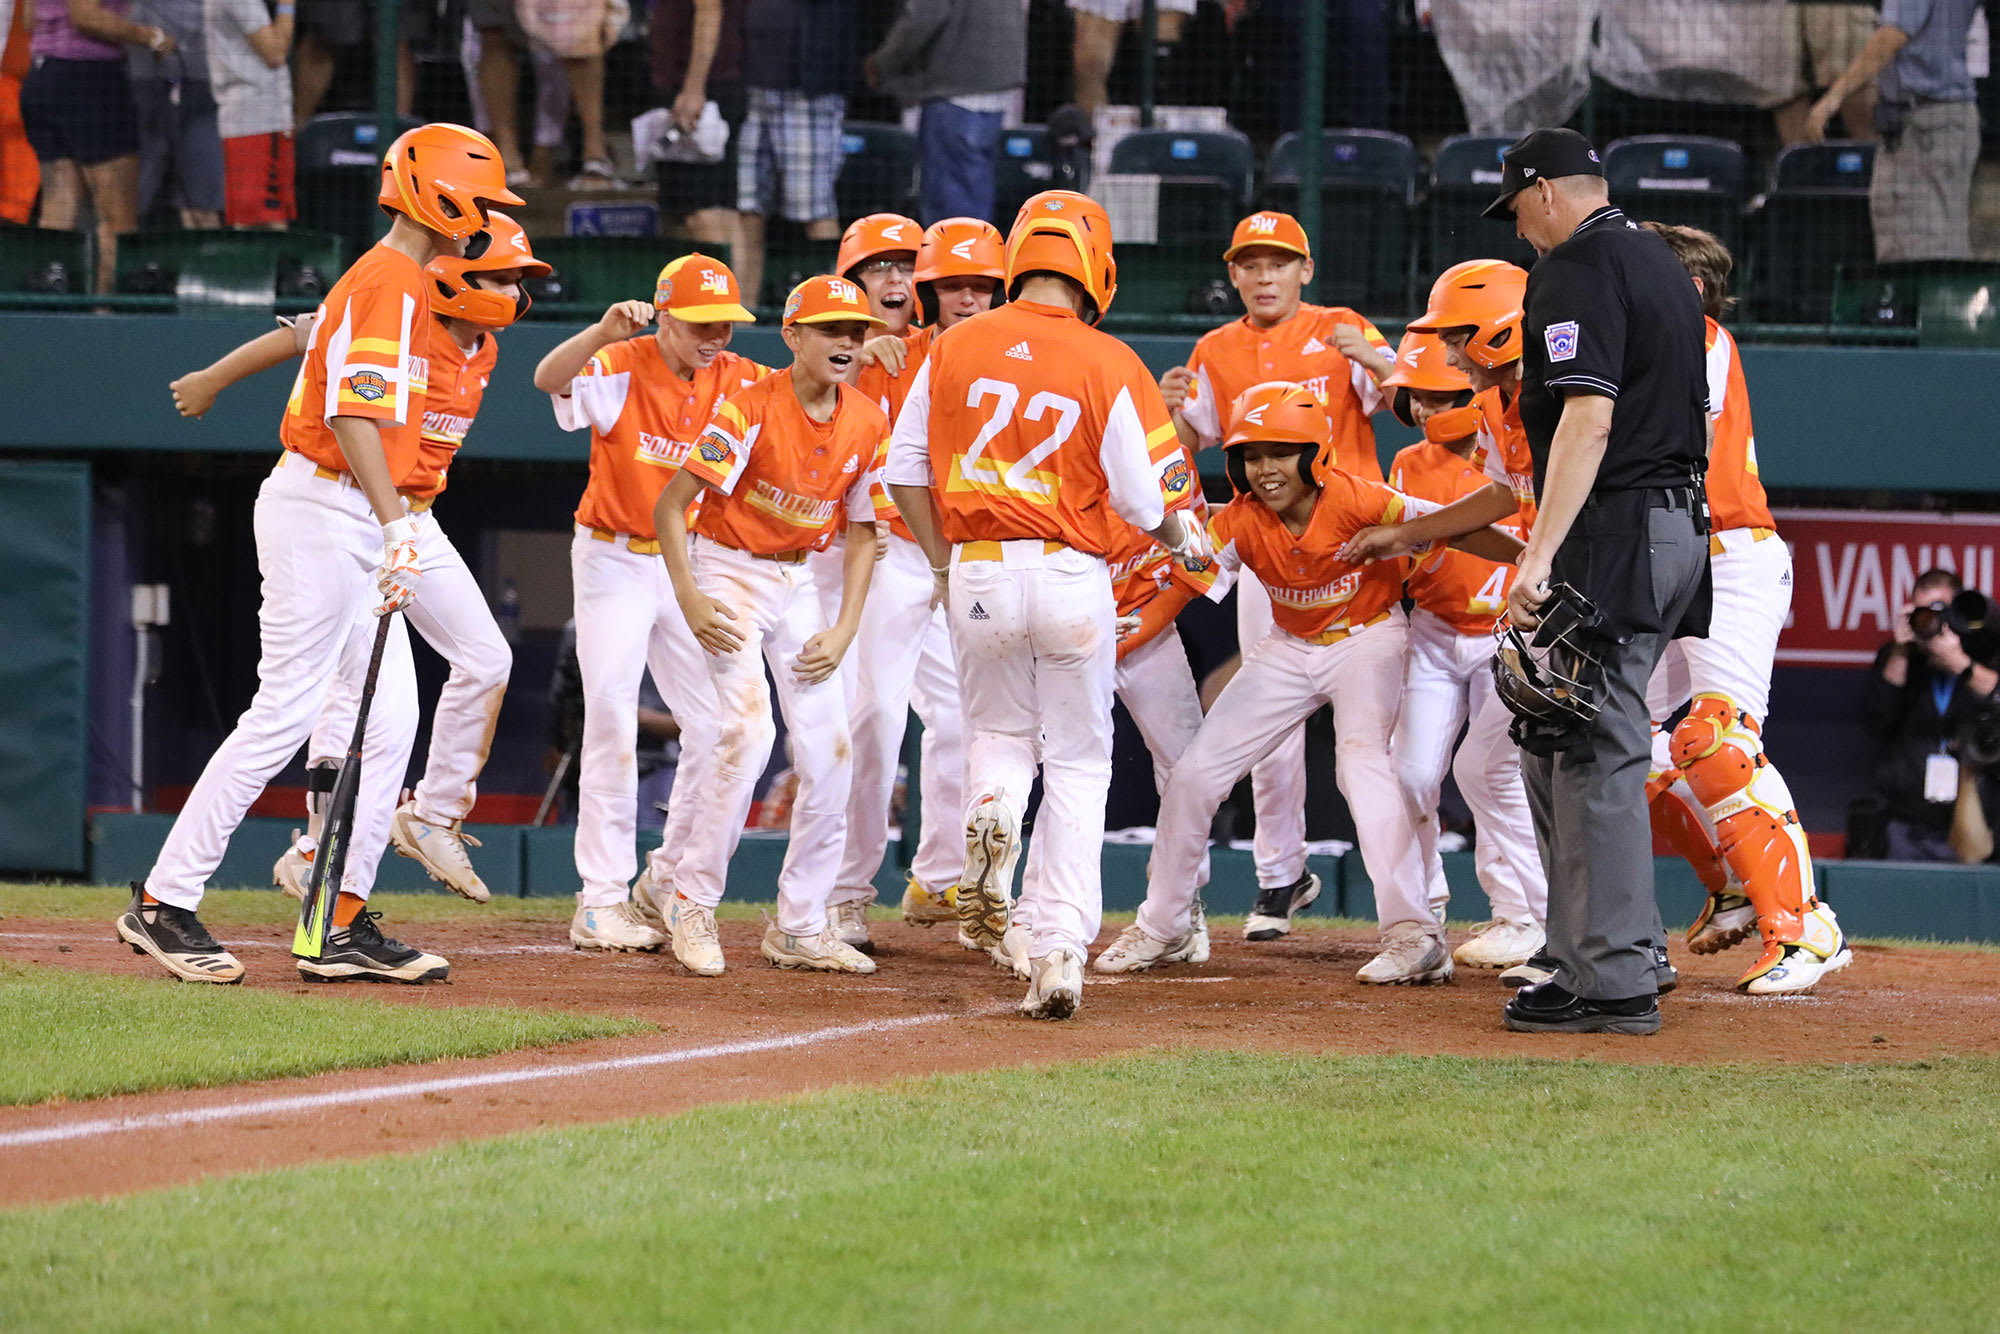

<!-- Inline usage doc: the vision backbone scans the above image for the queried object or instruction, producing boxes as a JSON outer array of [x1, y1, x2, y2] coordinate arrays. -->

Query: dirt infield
[[4, 914, 1996, 1207]]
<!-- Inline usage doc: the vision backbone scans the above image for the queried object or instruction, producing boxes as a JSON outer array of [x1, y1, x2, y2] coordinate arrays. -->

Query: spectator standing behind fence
[[1775, 0, 1880, 143], [515, 0, 625, 187], [292, 0, 423, 126], [130, 0, 220, 226], [734, 0, 851, 308], [204, 0, 292, 226], [1807, 0, 1981, 261], [1856, 568, 2000, 861], [21, 0, 173, 292], [864, 0, 1024, 226], [1, 0, 38, 225], [1068, 0, 1190, 116], [650, 0, 746, 248]]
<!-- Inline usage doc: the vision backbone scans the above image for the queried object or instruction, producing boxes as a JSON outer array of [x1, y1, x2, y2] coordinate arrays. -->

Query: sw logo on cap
[[1248, 214, 1279, 234], [1545, 320, 1580, 361], [700, 269, 730, 295], [829, 278, 861, 302]]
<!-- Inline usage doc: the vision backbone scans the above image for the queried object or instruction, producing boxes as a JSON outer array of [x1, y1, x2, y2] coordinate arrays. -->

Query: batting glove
[[376, 516, 422, 615], [1162, 513, 1211, 569]]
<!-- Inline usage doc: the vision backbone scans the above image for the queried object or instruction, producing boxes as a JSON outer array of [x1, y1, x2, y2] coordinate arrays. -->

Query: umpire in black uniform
[[1483, 129, 1712, 1035]]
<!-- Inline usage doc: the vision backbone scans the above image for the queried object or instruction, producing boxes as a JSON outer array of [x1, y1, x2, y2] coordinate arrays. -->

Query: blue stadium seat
[[1426, 133, 1538, 275], [834, 123, 919, 222], [993, 125, 1053, 226], [296, 113, 424, 260], [1106, 127, 1255, 242], [1603, 135, 1748, 259], [1262, 128, 1418, 310], [1747, 141, 1877, 324]]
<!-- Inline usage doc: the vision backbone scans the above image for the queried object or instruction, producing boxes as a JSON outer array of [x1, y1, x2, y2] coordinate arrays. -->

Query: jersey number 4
[[959, 377, 1081, 500]]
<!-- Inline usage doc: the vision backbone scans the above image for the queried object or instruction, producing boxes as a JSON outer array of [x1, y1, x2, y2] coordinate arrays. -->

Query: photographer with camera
[[1857, 568, 2000, 861]]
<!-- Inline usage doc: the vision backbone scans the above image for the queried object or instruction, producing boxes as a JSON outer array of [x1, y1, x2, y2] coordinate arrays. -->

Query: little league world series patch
[[346, 370, 389, 401], [1544, 321, 1580, 362]]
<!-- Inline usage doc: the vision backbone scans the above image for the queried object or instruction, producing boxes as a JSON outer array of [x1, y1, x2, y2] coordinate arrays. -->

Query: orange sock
[[333, 891, 367, 927], [141, 890, 159, 905]]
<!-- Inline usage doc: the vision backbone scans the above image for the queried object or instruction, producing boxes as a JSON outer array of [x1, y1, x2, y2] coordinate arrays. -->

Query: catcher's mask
[[1492, 583, 1607, 757]]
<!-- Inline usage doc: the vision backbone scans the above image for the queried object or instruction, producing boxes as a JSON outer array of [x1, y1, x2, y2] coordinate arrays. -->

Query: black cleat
[[1653, 943, 1679, 994], [297, 909, 450, 984], [115, 883, 244, 983], [1503, 981, 1661, 1035], [1243, 871, 1321, 941]]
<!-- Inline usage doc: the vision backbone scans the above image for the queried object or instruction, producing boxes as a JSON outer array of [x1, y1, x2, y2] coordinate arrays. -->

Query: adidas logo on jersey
[[1005, 341, 1033, 361], [1300, 336, 1326, 355], [969, 601, 990, 620]]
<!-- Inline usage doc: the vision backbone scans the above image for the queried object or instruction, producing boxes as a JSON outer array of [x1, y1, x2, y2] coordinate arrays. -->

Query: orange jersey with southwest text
[[403, 327, 498, 499], [553, 338, 771, 538], [1473, 386, 1537, 537], [893, 300, 1191, 556], [1179, 305, 1390, 480], [1205, 474, 1421, 642], [283, 243, 433, 480], [1704, 318, 1774, 534], [1389, 441, 1517, 635], [684, 373, 886, 555]]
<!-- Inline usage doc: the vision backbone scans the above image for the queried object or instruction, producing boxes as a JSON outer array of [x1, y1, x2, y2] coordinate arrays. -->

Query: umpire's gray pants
[[1522, 503, 1710, 1001]]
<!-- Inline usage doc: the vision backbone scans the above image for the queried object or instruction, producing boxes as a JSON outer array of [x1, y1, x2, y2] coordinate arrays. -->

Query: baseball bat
[[292, 612, 396, 961]]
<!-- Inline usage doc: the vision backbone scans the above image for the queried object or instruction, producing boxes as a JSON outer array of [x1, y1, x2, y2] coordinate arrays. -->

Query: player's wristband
[[276, 3, 295, 15], [145, 26, 169, 51], [930, 564, 948, 576]]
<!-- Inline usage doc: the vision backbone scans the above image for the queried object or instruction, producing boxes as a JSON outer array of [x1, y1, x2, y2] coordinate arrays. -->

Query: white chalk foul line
[[0, 930, 572, 958], [0, 1011, 963, 1150]]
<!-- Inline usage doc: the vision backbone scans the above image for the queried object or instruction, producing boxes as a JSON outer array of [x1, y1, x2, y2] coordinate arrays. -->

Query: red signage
[[1774, 508, 2000, 665]]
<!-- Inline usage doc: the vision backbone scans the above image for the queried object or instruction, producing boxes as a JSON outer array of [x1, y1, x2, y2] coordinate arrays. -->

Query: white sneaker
[[630, 868, 666, 928], [959, 797, 1019, 949], [1743, 904, 1852, 995], [761, 917, 877, 974], [1686, 891, 1756, 955], [832, 901, 874, 954], [389, 799, 490, 903], [990, 920, 1032, 979], [273, 832, 314, 902], [1357, 924, 1454, 985], [570, 900, 666, 952], [1188, 899, 1212, 964], [1093, 921, 1203, 974], [667, 893, 725, 976], [1452, 919, 1545, 970], [1020, 948, 1083, 1019]]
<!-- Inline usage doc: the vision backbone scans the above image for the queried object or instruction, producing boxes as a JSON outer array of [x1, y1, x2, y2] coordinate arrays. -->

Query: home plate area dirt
[[3, 914, 1995, 1207]]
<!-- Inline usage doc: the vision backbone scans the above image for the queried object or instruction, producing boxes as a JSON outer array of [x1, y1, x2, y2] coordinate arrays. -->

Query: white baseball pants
[[675, 537, 853, 936], [146, 453, 385, 909], [1140, 613, 1423, 942], [1393, 608, 1546, 928], [831, 533, 965, 908], [570, 527, 720, 908], [1647, 529, 1789, 725], [1237, 571, 1309, 888], [951, 541, 1116, 959], [308, 509, 513, 895]]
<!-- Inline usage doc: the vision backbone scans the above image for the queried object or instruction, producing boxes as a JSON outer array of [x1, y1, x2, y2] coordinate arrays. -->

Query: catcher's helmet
[[1491, 583, 1607, 755]]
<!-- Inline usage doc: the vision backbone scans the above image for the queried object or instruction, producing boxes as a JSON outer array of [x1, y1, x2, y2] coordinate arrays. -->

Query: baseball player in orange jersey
[[1640, 223, 1849, 995], [1105, 383, 1524, 980], [827, 218, 1006, 952], [1156, 210, 1397, 942], [119, 123, 522, 985], [886, 189, 1207, 1019], [651, 275, 887, 976], [168, 212, 548, 918], [1381, 331, 1548, 973], [534, 254, 768, 961]]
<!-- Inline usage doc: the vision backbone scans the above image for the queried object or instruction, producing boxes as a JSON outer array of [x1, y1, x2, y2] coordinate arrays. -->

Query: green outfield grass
[[5, 1050, 1997, 1331], [0, 961, 648, 1105]]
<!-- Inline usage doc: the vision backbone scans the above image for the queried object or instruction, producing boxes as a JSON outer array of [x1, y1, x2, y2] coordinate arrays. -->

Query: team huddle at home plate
[[118, 121, 1851, 1025]]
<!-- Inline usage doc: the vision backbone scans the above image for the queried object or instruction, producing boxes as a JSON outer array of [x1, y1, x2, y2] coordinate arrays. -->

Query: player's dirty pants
[[1141, 613, 1422, 944], [1017, 625, 1210, 932], [1523, 502, 1709, 1002], [831, 533, 966, 908], [1237, 572, 1310, 888], [309, 510, 513, 894], [950, 541, 1115, 960], [146, 453, 387, 909], [1395, 608, 1546, 928], [570, 528, 720, 908], [676, 537, 853, 936]]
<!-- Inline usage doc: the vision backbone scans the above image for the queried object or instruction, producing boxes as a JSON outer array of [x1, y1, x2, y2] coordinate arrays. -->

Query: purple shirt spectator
[[32, 0, 132, 61]]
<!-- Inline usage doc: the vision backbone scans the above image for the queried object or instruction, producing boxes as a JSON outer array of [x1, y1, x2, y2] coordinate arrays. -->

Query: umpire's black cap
[[1482, 128, 1605, 219]]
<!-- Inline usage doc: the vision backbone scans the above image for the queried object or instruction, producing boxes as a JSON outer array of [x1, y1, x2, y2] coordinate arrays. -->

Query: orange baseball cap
[[654, 253, 755, 322], [782, 274, 886, 328], [1225, 211, 1311, 262]]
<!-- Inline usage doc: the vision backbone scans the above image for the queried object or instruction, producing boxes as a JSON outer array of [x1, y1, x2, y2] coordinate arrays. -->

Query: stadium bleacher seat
[[1263, 128, 1417, 310], [1603, 135, 1748, 260], [0, 223, 92, 295], [834, 123, 919, 223], [296, 113, 424, 260], [1426, 133, 1538, 275], [529, 236, 693, 308], [116, 229, 344, 308], [1746, 140, 1875, 324], [994, 125, 1053, 225], [1106, 127, 1255, 242]]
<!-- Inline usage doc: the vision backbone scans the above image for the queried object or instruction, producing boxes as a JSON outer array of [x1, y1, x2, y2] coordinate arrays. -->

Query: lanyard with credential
[[1933, 673, 1957, 752]]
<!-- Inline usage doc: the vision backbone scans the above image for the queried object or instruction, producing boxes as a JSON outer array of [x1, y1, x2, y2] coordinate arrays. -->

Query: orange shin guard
[[1646, 763, 1728, 896]]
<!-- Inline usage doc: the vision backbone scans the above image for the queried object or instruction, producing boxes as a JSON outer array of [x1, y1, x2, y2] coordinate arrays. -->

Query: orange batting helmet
[[916, 216, 1005, 283], [1222, 381, 1331, 495], [836, 213, 922, 279], [378, 122, 523, 241], [1006, 189, 1117, 324], [1382, 329, 1475, 428], [1408, 259, 1528, 369], [424, 211, 550, 327]]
